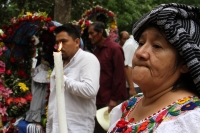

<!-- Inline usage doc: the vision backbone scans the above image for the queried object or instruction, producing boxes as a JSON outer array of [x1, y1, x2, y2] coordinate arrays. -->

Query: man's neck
[[96, 37, 106, 47]]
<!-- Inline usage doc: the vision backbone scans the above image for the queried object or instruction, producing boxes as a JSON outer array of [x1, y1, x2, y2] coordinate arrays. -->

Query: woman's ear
[[180, 63, 189, 73]]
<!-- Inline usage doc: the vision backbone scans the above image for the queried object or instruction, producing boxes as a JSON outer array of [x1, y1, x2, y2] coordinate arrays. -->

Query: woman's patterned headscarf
[[132, 3, 200, 91]]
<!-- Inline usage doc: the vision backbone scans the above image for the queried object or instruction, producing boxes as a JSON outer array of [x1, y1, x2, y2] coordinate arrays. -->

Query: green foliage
[[1, 0, 200, 38]]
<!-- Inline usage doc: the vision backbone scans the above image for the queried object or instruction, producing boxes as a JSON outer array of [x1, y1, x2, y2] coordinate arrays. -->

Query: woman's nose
[[135, 44, 150, 61]]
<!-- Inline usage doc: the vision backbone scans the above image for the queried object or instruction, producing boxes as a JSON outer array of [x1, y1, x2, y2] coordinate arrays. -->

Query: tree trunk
[[54, 0, 71, 24]]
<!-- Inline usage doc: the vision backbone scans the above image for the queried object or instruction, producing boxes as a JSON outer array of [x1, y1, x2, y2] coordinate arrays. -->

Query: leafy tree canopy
[[0, 0, 200, 33]]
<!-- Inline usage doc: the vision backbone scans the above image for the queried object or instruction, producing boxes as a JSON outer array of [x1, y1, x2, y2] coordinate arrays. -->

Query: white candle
[[53, 43, 68, 133]]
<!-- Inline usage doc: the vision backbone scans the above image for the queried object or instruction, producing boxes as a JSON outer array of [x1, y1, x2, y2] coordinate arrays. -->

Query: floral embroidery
[[121, 101, 128, 112], [116, 119, 129, 128], [111, 95, 200, 133], [126, 98, 137, 110], [177, 97, 190, 104], [181, 102, 197, 111], [137, 120, 149, 133], [155, 110, 168, 123]]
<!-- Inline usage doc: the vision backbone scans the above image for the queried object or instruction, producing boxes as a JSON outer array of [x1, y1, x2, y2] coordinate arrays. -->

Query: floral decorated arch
[[77, 5, 118, 52], [0, 11, 57, 132]]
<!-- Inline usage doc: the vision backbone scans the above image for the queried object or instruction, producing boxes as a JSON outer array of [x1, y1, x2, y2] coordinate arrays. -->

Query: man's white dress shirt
[[46, 49, 100, 133]]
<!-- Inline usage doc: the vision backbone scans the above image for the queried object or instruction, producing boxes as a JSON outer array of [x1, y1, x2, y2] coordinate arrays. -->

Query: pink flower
[[2, 88, 12, 98], [0, 84, 4, 94], [0, 106, 8, 116], [5, 69, 12, 75], [0, 61, 5, 73]]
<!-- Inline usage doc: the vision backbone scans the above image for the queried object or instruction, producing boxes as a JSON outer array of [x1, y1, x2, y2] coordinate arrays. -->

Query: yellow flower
[[47, 70, 52, 79], [177, 97, 190, 104], [46, 105, 48, 117], [26, 12, 32, 16], [18, 82, 29, 92], [0, 42, 4, 47]]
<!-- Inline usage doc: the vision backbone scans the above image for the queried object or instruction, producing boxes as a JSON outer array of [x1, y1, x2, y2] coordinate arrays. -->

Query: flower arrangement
[[0, 11, 55, 132], [79, 5, 118, 42], [79, 5, 117, 31], [78, 19, 93, 32]]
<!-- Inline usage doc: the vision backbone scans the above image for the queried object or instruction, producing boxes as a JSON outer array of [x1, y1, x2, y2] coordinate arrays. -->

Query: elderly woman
[[108, 3, 200, 133]]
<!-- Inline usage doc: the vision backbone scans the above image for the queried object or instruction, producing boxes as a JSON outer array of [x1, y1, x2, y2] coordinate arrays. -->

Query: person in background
[[46, 24, 100, 133], [108, 3, 200, 133], [119, 31, 141, 98], [88, 21, 127, 133], [118, 31, 129, 47]]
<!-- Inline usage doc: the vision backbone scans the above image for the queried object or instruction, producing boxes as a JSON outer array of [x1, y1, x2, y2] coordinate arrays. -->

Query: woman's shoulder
[[121, 93, 143, 114], [155, 106, 200, 133]]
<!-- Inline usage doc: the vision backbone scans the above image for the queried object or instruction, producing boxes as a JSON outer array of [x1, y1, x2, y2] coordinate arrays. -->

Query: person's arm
[[123, 40, 137, 97], [109, 46, 127, 112], [124, 66, 136, 96], [64, 54, 100, 99]]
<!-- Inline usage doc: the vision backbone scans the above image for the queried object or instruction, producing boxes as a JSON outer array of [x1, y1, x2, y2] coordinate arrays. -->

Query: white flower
[[0, 29, 4, 36], [105, 28, 110, 36], [33, 12, 40, 17]]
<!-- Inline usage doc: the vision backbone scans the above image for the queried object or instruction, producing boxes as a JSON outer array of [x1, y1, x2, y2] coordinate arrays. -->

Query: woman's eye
[[138, 42, 144, 46], [153, 44, 162, 49]]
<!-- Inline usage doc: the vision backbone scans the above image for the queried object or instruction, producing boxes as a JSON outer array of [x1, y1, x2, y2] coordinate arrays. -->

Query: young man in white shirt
[[46, 24, 100, 133]]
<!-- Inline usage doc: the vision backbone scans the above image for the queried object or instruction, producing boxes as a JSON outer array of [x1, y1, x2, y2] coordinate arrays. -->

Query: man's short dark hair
[[54, 23, 80, 40], [90, 21, 107, 38]]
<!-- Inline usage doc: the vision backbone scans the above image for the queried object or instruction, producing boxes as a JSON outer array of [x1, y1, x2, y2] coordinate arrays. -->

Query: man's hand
[[129, 87, 137, 97], [108, 100, 118, 113]]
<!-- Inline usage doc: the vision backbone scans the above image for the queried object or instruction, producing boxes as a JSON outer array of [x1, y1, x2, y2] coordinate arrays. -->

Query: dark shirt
[[93, 37, 127, 105]]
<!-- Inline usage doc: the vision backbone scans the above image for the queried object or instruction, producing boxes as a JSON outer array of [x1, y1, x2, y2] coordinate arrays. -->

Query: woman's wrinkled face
[[132, 27, 182, 92]]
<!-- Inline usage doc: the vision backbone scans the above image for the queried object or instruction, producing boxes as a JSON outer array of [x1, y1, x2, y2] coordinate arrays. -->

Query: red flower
[[49, 26, 56, 32], [23, 74, 28, 79], [7, 28, 13, 34], [0, 103, 5, 108], [13, 23, 20, 29], [25, 93, 32, 101], [39, 16, 45, 20], [0, 61, 5, 73], [45, 17, 52, 22], [137, 121, 149, 133], [78, 19, 83, 25], [10, 57, 16, 63], [107, 11, 115, 17], [33, 16, 39, 21], [20, 98, 27, 104], [5, 69, 12, 75], [2, 115, 7, 122], [18, 70, 25, 77], [14, 98, 21, 104], [10, 118, 16, 123], [155, 110, 168, 123], [6, 97, 13, 105], [1, 34, 7, 40], [116, 119, 128, 128], [124, 126, 132, 133], [86, 11, 92, 16], [85, 20, 90, 26], [121, 101, 128, 112], [2, 25, 9, 31]]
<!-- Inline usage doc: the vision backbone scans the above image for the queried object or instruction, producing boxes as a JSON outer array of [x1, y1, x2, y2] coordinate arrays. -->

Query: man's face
[[56, 31, 79, 63], [119, 34, 129, 46], [88, 25, 102, 45]]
